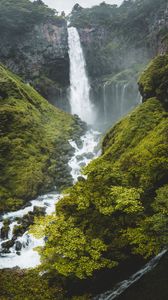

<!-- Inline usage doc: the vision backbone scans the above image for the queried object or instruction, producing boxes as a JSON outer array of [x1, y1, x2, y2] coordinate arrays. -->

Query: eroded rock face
[[77, 26, 151, 80], [0, 19, 69, 108], [69, 2, 168, 129], [148, 6, 168, 55]]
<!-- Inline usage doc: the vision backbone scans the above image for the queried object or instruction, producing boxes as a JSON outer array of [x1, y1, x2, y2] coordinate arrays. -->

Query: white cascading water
[[120, 83, 128, 116], [68, 27, 94, 125], [0, 26, 99, 269], [0, 130, 100, 269], [0, 26, 164, 300], [103, 82, 108, 123], [94, 249, 167, 300]]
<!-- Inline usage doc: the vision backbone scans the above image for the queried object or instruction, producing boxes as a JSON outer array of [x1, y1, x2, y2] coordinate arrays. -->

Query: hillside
[[0, 0, 168, 299], [28, 54, 168, 298], [0, 64, 84, 213], [0, 0, 69, 108]]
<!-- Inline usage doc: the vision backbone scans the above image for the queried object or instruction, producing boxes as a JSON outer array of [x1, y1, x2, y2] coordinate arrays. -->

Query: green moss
[[139, 55, 168, 108], [32, 97, 168, 279], [98, 67, 142, 88], [0, 269, 64, 300], [0, 64, 82, 213]]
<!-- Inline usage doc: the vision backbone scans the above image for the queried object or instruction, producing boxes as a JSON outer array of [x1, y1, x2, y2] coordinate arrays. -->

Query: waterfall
[[0, 130, 100, 269], [103, 83, 108, 123], [121, 83, 128, 116], [68, 27, 94, 124], [94, 249, 167, 300], [116, 82, 119, 105]]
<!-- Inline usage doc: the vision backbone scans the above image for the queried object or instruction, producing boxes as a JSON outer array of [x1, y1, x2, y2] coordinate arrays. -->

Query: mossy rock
[[139, 55, 168, 109], [0, 221, 10, 240]]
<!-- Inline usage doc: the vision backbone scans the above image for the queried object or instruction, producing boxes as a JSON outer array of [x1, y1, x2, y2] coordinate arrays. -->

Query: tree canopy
[[0, 0, 57, 35]]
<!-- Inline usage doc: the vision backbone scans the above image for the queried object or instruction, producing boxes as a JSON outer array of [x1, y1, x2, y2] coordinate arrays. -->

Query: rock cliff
[[0, 5, 70, 109], [1, 0, 168, 130], [70, 0, 168, 129]]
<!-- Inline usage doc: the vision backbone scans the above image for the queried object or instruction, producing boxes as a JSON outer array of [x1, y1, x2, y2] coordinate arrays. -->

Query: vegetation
[[71, 0, 167, 30], [31, 94, 168, 280], [0, 269, 64, 300], [70, 0, 168, 79], [1, 0, 168, 299], [139, 55, 168, 109], [0, 0, 60, 36], [0, 64, 83, 213], [29, 56, 168, 285]]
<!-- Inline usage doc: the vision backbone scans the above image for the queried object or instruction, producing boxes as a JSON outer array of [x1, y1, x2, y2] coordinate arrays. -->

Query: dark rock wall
[[0, 19, 70, 109], [71, 2, 168, 129]]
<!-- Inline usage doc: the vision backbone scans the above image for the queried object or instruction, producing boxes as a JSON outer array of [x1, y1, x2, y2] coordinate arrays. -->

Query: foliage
[[70, 0, 167, 30], [35, 216, 117, 279], [31, 95, 168, 279], [0, 269, 64, 300], [139, 55, 168, 108], [0, 64, 81, 212], [70, 0, 168, 79], [70, 3, 119, 28], [0, 0, 59, 36]]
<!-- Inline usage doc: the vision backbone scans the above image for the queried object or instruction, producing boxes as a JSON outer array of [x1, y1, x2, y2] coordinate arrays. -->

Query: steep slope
[[1, 56, 168, 300], [71, 0, 168, 79], [0, 64, 85, 213], [70, 0, 168, 128], [30, 55, 168, 293], [139, 54, 168, 109]]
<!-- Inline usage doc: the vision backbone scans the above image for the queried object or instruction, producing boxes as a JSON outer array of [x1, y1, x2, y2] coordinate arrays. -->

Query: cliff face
[[1, 0, 168, 130], [71, 1, 168, 79], [0, 18, 70, 109], [78, 27, 150, 80], [149, 5, 168, 55], [77, 25, 150, 129], [69, 0, 168, 129]]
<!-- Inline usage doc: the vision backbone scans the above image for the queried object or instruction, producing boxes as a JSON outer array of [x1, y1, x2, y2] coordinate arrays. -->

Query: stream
[[0, 129, 100, 269], [0, 24, 165, 299], [94, 249, 167, 300]]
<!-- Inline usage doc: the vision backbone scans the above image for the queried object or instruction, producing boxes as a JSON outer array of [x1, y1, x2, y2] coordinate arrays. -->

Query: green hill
[[32, 56, 168, 282], [0, 64, 84, 213]]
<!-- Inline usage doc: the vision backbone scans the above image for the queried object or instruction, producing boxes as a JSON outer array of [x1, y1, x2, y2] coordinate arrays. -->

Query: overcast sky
[[43, 0, 123, 14]]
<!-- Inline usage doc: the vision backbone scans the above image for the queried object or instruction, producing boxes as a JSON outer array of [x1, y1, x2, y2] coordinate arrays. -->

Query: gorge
[[0, 0, 168, 299], [0, 24, 99, 269]]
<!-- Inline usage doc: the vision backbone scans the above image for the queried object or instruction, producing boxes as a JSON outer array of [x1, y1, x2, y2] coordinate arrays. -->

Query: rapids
[[0, 130, 100, 269]]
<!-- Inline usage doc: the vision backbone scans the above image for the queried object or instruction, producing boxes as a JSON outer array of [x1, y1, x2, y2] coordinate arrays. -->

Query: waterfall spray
[[121, 82, 129, 116], [103, 82, 108, 123]]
